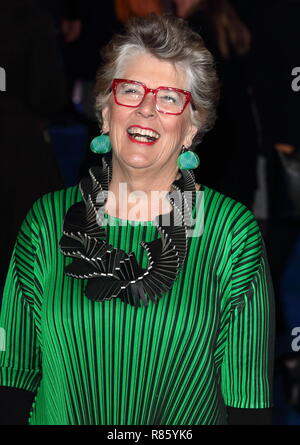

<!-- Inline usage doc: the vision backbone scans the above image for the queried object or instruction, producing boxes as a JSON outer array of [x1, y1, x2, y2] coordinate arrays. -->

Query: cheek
[[110, 107, 132, 134], [163, 117, 188, 144], [109, 107, 121, 128]]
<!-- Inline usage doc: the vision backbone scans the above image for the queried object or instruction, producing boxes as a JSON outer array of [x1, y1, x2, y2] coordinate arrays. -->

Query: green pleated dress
[[0, 184, 275, 425]]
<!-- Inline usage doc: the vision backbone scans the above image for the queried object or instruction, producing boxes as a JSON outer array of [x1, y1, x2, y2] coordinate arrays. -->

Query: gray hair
[[95, 14, 220, 144]]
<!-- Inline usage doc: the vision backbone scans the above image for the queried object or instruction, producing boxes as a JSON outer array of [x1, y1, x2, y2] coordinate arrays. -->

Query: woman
[[0, 14, 274, 425]]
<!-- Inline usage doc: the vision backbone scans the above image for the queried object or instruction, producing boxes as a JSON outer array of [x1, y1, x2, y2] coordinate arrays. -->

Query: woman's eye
[[123, 88, 137, 94], [121, 85, 142, 95], [162, 95, 177, 103], [122, 88, 135, 94]]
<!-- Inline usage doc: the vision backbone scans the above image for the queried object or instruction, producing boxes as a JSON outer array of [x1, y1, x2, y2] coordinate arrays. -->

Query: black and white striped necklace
[[60, 157, 196, 307]]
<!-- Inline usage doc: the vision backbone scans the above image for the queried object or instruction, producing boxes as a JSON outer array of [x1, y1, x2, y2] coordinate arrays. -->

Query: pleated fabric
[[0, 184, 275, 425]]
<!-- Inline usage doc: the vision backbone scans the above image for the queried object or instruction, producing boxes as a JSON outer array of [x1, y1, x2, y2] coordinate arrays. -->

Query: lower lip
[[127, 133, 158, 146]]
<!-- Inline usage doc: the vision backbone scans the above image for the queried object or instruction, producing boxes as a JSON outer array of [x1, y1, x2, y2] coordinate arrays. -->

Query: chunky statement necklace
[[59, 157, 197, 307]]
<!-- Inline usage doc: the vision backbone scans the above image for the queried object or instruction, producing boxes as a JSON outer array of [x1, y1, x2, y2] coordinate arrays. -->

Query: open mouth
[[127, 125, 160, 144]]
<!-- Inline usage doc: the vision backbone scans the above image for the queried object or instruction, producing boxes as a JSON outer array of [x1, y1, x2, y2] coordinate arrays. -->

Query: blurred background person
[[0, 0, 66, 291], [174, 0, 258, 210], [247, 0, 300, 417]]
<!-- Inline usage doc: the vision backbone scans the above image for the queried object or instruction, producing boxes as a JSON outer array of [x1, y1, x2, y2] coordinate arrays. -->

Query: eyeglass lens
[[116, 81, 186, 113]]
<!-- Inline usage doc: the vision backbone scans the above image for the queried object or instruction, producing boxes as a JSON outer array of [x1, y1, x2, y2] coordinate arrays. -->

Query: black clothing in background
[[246, 0, 300, 337], [186, 9, 258, 210], [69, 1, 122, 82], [58, 1, 123, 177], [47, 0, 122, 87], [0, 385, 272, 425], [0, 1, 66, 286], [0, 387, 35, 425], [249, 0, 300, 219], [226, 407, 272, 425]]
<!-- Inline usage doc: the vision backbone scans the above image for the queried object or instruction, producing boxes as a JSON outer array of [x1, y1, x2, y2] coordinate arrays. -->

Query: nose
[[136, 91, 156, 118]]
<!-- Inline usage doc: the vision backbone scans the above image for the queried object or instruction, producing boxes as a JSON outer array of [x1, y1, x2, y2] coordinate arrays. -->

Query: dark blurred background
[[0, 0, 300, 425]]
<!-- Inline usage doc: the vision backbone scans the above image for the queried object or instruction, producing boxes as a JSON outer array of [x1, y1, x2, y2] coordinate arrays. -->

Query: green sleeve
[[0, 206, 42, 393], [221, 210, 275, 408]]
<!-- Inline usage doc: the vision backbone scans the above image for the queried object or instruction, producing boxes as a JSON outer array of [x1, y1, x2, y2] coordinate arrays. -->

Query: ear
[[101, 105, 110, 133], [183, 123, 198, 148]]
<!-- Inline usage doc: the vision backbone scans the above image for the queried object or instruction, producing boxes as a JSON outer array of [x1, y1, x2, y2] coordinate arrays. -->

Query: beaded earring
[[90, 133, 112, 154], [177, 146, 200, 170]]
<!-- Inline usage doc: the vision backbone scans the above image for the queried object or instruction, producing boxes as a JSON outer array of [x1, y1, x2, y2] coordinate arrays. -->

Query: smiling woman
[[0, 14, 274, 425], [95, 15, 219, 143], [100, 52, 198, 188]]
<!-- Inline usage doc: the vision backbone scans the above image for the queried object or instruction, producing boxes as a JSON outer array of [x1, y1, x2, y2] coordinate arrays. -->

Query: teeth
[[132, 135, 152, 142], [128, 127, 160, 139]]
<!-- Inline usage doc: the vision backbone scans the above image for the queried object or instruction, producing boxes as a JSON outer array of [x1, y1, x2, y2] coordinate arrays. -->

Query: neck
[[104, 157, 179, 221]]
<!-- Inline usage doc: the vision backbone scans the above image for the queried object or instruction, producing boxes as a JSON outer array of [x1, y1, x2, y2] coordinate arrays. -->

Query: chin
[[124, 157, 154, 169], [119, 149, 156, 169]]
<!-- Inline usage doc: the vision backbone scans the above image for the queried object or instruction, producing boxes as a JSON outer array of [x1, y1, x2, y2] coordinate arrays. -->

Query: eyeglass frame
[[111, 78, 193, 115]]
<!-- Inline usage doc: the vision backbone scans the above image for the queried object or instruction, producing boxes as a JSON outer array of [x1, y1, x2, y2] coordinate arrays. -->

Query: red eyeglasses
[[111, 78, 192, 115]]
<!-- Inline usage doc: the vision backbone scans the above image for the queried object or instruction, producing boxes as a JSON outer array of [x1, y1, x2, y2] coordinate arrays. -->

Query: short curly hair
[[95, 14, 219, 144]]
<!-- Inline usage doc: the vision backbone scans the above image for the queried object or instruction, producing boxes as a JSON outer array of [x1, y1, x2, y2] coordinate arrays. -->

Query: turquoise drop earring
[[177, 146, 200, 170], [90, 133, 112, 154]]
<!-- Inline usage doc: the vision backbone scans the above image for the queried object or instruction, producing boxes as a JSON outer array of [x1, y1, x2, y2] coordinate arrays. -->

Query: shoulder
[[198, 184, 263, 261], [32, 185, 81, 215], [200, 184, 261, 235], [199, 186, 266, 308], [22, 185, 81, 240]]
